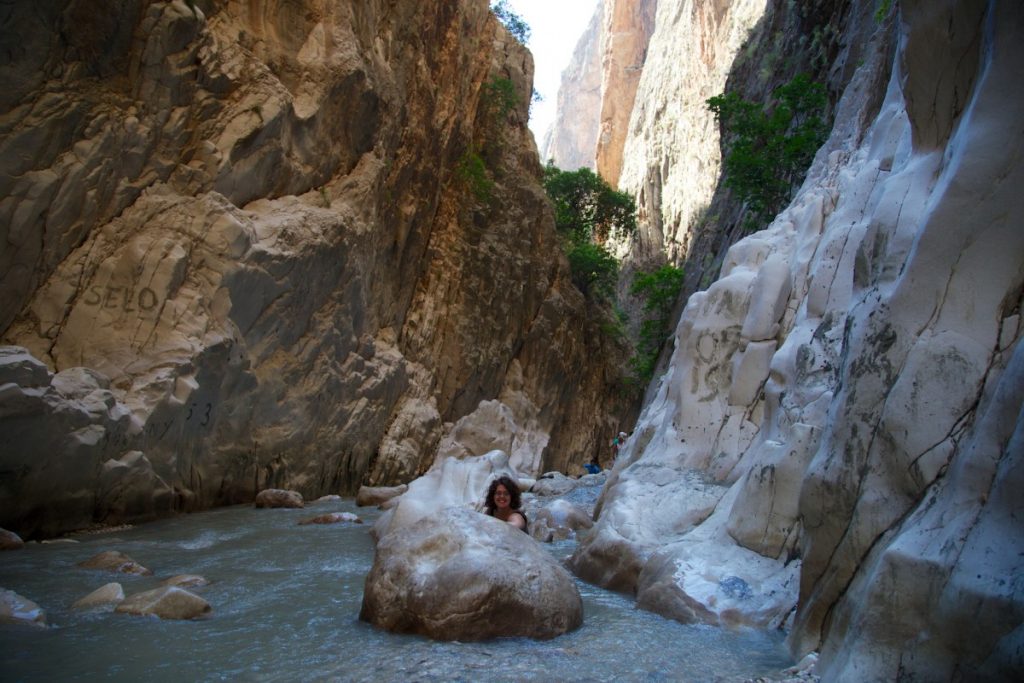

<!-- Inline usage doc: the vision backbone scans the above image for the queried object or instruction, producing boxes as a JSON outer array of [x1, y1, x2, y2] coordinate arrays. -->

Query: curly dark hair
[[483, 475, 522, 516]]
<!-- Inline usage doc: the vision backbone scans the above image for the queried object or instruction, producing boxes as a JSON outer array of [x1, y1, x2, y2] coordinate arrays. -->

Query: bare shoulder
[[508, 511, 527, 530]]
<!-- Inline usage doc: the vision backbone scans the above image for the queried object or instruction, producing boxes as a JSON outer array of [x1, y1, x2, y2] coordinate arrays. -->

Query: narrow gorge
[[2, 0, 1022, 681]]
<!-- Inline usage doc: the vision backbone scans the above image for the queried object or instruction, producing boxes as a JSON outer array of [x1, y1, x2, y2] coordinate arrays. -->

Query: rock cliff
[[539, 1, 602, 171], [569, 0, 1023, 678], [0, 0, 633, 538]]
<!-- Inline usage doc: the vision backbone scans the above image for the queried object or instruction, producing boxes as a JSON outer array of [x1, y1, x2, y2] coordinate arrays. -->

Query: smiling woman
[[483, 475, 528, 532]]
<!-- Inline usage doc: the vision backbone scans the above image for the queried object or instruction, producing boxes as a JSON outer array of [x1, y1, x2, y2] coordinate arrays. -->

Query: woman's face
[[493, 484, 511, 511]]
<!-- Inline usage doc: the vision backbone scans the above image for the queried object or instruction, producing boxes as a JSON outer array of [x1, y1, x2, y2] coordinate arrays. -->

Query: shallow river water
[[2, 498, 792, 682]]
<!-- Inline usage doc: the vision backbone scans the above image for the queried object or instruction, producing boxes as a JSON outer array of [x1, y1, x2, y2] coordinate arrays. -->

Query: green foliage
[[629, 265, 684, 383], [707, 73, 828, 230], [481, 77, 519, 122], [566, 240, 619, 299], [542, 164, 637, 244], [874, 0, 894, 23], [541, 163, 637, 302], [491, 0, 530, 43], [456, 147, 493, 203]]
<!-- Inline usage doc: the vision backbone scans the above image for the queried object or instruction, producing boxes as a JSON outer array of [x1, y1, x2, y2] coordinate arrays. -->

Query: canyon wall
[[539, 1, 602, 170], [0, 0, 633, 538], [571, 0, 1023, 678]]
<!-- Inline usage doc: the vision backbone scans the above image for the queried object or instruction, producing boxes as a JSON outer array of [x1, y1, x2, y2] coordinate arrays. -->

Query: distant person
[[611, 431, 626, 459], [583, 456, 601, 475], [484, 476, 528, 532]]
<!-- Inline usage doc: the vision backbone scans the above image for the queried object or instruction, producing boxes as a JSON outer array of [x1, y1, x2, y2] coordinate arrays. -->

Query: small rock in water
[[314, 494, 342, 503], [298, 512, 363, 525], [1, 588, 47, 627], [0, 527, 24, 550], [72, 582, 125, 610], [355, 484, 407, 507], [77, 550, 152, 576], [254, 488, 304, 508], [116, 586, 211, 620], [161, 574, 210, 588]]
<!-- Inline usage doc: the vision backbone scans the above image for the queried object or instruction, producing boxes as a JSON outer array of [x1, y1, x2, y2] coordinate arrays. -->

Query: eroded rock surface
[[0, 0, 633, 539], [572, 0, 1024, 678], [77, 550, 152, 576], [360, 506, 582, 641]]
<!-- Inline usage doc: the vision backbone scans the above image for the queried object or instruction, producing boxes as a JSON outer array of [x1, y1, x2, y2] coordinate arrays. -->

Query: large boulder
[[360, 507, 582, 641], [530, 472, 578, 497], [372, 449, 517, 540], [115, 586, 211, 620]]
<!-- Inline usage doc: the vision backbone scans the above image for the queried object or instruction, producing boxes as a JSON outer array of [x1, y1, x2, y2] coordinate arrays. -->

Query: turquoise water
[[1, 499, 792, 682]]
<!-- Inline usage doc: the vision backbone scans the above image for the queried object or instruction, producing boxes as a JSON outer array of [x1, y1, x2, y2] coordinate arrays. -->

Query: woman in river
[[483, 475, 528, 532]]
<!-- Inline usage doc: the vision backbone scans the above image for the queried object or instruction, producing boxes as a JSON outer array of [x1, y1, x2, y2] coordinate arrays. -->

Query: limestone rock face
[[594, 0, 657, 187], [574, 0, 1024, 678], [616, 0, 769, 260], [360, 506, 582, 641], [540, 2, 603, 170], [0, 0, 633, 538]]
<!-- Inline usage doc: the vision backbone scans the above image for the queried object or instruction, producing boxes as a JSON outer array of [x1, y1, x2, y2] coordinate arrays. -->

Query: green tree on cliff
[[542, 164, 637, 299], [491, 1, 530, 43], [707, 73, 828, 229]]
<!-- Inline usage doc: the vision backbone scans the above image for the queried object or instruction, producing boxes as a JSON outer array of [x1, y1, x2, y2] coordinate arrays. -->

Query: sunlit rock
[[530, 499, 593, 543], [355, 485, 407, 508], [77, 550, 152, 576], [372, 450, 517, 541], [360, 507, 582, 641], [72, 582, 125, 610], [0, 0, 632, 542], [0, 588, 46, 627], [115, 586, 211, 620], [0, 527, 24, 550], [297, 512, 362, 525], [254, 489, 303, 509]]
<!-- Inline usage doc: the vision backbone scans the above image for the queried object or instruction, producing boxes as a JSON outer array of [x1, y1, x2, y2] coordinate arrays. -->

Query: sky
[[501, 0, 601, 146]]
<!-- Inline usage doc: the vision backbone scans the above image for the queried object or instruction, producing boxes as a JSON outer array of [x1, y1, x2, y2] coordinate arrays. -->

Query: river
[[2, 496, 792, 682]]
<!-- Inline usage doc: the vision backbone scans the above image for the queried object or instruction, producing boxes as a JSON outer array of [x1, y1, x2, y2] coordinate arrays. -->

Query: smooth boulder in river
[[360, 507, 582, 641]]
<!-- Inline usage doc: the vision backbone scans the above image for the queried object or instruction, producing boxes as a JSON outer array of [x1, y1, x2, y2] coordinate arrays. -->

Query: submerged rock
[[530, 499, 593, 543], [161, 575, 210, 589], [254, 489, 303, 509], [0, 588, 46, 627], [297, 512, 362, 525], [115, 586, 211, 620], [360, 507, 582, 641], [72, 582, 125, 610], [77, 550, 152, 576]]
